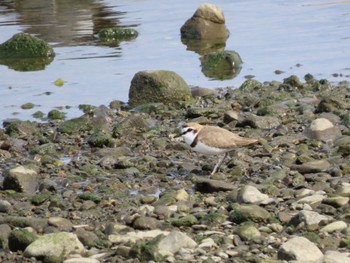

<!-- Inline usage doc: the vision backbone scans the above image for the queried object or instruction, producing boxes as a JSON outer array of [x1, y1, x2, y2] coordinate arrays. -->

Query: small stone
[[190, 87, 217, 97], [132, 216, 159, 230], [63, 258, 100, 263], [290, 160, 331, 174], [0, 200, 12, 213], [237, 224, 261, 241], [48, 217, 73, 232], [108, 230, 170, 244], [229, 204, 271, 223], [239, 112, 281, 129], [320, 221, 347, 233], [198, 238, 217, 249], [338, 182, 350, 197], [157, 231, 197, 256], [195, 177, 235, 193], [296, 194, 326, 207], [171, 215, 199, 227], [291, 210, 331, 231], [237, 185, 270, 204], [175, 189, 189, 201], [278, 236, 323, 261]]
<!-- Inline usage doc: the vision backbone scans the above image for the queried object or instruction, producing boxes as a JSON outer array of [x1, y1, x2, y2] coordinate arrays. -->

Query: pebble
[[237, 185, 270, 204], [320, 221, 348, 233]]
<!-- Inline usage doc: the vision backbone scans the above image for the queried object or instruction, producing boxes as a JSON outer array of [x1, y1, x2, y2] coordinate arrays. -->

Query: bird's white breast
[[192, 140, 231, 155]]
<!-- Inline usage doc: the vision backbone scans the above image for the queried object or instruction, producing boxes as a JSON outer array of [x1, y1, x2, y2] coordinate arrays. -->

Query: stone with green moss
[[47, 110, 66, 120], [229, 204, 271, 223], [21, 102, 35, 110], [87, 130, 113, 147], [99, 27, 138, 42], [129, 234, 165, 262], [0, 33, 54, 58], [32, 111, 45, 119], [0, 33, 55, 71], [171, 214, 199, 227], [8, 228, 37, 252], [31, 193, 52, 205], [58, 116, 91, 134], [200, 50, 243, 80], [79, 192, 101, 204], [237, 223, 261, 241], [4, 120, 38, 137], [129, 70, 191, 107]]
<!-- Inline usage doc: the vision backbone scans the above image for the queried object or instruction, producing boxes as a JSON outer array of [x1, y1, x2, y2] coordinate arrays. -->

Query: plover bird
[[179, 122, 258, 175]]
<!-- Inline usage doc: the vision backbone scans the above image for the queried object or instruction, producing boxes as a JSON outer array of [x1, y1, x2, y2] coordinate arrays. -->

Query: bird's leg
[[211, 153, 228, 175]]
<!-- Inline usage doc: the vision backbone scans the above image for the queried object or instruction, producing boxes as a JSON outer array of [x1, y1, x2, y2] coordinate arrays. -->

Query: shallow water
[[0, 0, 349, 121]]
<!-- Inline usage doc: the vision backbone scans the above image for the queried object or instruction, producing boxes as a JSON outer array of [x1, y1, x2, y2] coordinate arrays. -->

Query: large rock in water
[[0, 33, 55, 58], [128, 70, 191, 106], [180, 3, 229, 40], [0, 33, 55, 71]]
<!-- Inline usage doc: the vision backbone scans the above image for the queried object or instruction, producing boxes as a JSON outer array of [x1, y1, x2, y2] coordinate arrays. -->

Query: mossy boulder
[[0, 33, 54, 58], [98, 27, 138, 43], [200, 50, 243, 80], [47, 110, 66, 120], [58, 116, 92, 134], [0, 33, 55, 71], [128, 70, 191, 107], [9, 228, 37, 252]]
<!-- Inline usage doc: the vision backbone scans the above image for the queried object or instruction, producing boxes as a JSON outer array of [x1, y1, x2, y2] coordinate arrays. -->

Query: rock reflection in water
[[1, 0, 135, 46]]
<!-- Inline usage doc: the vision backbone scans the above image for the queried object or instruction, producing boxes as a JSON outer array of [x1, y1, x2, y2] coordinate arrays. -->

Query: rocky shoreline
[[0, 74, 350, 263]]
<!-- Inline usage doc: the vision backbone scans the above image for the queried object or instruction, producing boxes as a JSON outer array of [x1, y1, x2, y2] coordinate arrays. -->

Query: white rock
[[297, 194, 326, 206], [297, 210, 331, 230], [64, 258, 100, 263], [309, 118, 334, 131], [338, 182, 350, 197], [322, 250, 350, 263], [320, 221, 347, 233], [238, 185, 270, 204], [158, 231, 197, 256], [108, 229, 169, 244], [24, 232, 85, 258], [278, 236, 323, 262], [198, 238, 217, 249]]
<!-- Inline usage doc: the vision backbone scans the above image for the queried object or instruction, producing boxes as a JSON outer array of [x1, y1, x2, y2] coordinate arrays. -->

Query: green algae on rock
[[0, 33, 55, 71], [128, 70, 191, 107], [200, 50, 243, 80], [98, 27, 138, 45], [0, 33, 55, 58]]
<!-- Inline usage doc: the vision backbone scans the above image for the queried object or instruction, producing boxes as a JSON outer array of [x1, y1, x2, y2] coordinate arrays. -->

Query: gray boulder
[[129, 70, 191, 106]]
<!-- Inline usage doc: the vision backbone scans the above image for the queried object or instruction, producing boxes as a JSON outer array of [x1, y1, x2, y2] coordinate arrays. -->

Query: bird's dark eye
[[187, 128, 193, 132]]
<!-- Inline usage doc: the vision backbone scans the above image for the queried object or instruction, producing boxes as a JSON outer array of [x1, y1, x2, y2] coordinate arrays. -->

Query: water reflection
[[0, 0, 137, 47]]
